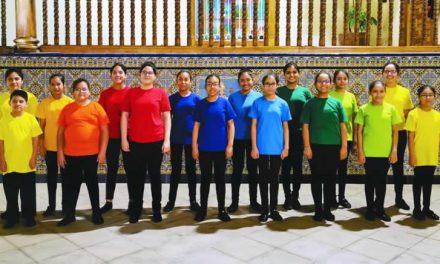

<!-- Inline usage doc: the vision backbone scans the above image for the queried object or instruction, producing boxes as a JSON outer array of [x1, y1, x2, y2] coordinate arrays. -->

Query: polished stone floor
[[0, 183, 439, 264]]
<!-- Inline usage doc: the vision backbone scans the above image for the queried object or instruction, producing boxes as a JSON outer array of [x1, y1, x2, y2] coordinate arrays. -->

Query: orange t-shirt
[[58, 101, 109, 156]]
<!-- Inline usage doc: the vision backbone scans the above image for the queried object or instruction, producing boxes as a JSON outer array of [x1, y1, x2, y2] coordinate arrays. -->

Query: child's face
[[370, 84, 386, 104], [419, 88, 435, 108], [205, 76, 221, 98], [335, 72, 349, 90], [139, 66, 156, 86], [111, 65, 127, 85], [10, 95, 27, 113], [50, 77, 65, 98], [284, 66, 299, 85], [6, 72, 23, 92], [262, 76, 277, 97], [383, 64, 399, 84], [176, 72, 191, 93], [73, 81, 90, 102], [239, 72, 253, 93], [315, 74, 332, 95]]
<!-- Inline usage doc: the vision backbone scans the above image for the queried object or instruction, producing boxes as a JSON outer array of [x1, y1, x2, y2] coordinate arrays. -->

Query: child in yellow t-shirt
[[0, 90, 42, 229], [405, 85, 440, 221]]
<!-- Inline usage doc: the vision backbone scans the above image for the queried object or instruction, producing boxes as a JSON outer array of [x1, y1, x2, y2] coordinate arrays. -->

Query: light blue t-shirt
[[228, 90, 262, 140], [248, 96, 292, 155]]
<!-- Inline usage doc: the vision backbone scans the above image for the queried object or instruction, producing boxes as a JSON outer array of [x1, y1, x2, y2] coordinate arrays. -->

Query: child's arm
[[57, 126, 66, 168], [38, 118, 46, 157], [352, 119, 358, 153], [389, 125, 399, 164], [281, 121, 289, 160], [339, 122, 348, 160], [121, 111, 130, 152], [250, 119, 259, 159], [192, 122, 200, 160], [29, 136, 39, 170], [97, 125, 109, 165], [408, 131, 416, 167], [356, 125, 365, 164], [226, 119, 235, 159], [0, 140, 6, 172], [162, 111, 171, 155], [302, 124, 312, 159]]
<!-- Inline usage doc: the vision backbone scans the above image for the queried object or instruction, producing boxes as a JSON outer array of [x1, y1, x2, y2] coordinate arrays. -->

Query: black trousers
[[413, 166, 435, 212], [45, 151, 66, 210], [309, 144, 340, 213], [332, 141, 353, 200], [105, 138, 130, 200], [199, 151, 227, 213], [168, 143, 197, 203], [364, 157, 389, 213], [258, 155, 281, 213], [281, 130, 303, 200], [128, 140, 163, 217], [3, 172, 36, 222], [231, 139, 258, 204], [63, 155, 100, 217], [392, 130, 407, 200]]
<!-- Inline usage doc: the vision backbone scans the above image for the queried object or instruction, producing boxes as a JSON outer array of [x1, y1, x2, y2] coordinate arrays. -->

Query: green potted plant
[[341, 6, 378, 45]]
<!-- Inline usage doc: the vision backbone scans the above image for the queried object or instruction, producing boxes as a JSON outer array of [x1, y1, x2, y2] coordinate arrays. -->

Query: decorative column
[[14, 0, 39, 51]]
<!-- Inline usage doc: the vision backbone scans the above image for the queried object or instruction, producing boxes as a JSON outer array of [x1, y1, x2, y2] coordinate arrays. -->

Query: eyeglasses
[[420, 94, 435, 98], [206, 82, 220, 87], [74, 87, 89, 92], [316, 80, 331, 84], [141, 70, 155, 76], [263, 83, 277, 87], [384, 70, 397, 75]]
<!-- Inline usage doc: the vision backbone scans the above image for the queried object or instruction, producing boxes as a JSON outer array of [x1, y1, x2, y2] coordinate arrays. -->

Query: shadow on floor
[[334, 207, 387, 231]]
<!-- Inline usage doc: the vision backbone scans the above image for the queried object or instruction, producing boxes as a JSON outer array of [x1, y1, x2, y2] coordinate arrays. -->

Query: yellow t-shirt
[[330, 90, 358, 141], [404, 108, 440, 166], [0, 112, 42, 174], [0, 91, 38, 120], [384, 84, 414, 130], [36, 95, 73, 151]]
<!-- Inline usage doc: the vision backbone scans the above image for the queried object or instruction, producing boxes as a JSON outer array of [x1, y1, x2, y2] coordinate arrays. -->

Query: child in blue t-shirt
[[249, 73, 291, 222], [192, 74, 236, 222], [164, 71, 201, 213], [227, 69, 262, 213]]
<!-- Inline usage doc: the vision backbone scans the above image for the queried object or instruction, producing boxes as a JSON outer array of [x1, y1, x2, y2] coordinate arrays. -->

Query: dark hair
[[262, 73, 279, 85], [314, 72, 332, 84], [417, 84, 436, 97], [238, 68, 253, 80], [110, 63, 127, 74], [10, 89, 28, 102], [139, 61, 157, 75], [49, 73, 65, 85], [282, 62, 300, 74], [368, 80, 386, 93], [5, 68, 24, 81], [333, 70, 349, 83], [71, 78, 90, 93], [176, 70, 192, 80], [205, 74, 221, 87], [382, 62, 400, 74]]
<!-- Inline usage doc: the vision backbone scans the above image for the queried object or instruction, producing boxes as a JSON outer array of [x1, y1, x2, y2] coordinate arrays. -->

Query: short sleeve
[[193, 101, 202, 123], [352, 94, 359, 114], [248, 100, 258, 119], [120, 89, 131, 112], [338, 101, 348, 123], [404, 111, 416, 132], [281, 101, 292, 122], [30, 116, 43, 137], [27, 93, 38, 116], [354, 107, 364, 125], [58, 107, 67, 127], [404, 89, 414, 110], [0, 120, 4, 140], [225, 99, 236, 121], [305, 88, 313, 100], [95, 103, 110, 126], [160, 89, 171, 112], [36, 100, 46, 119], [391, 106, 403, 125], [98, 89, 106, 108], [300, 101, 311, 124]]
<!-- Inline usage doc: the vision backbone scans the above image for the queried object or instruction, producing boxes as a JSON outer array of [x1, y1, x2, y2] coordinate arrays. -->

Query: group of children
[[0, 61, 439, 229]]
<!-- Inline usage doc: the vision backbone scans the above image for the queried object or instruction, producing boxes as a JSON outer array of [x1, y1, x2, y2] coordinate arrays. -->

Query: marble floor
[[0, 183, 440, 264]]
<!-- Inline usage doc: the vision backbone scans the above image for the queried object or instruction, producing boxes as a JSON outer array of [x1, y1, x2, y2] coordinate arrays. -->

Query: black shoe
[[24, 218, 36, 227], [283, 197, 293, 210], [331, 200, 339, 209], [218, 210, 231, 222], [339, 198, 352, 209], [92, 213, 104, 225], [1, 211, 7, 220], [291, 199, 301, 210], [152, 212, 163, 223], [3, 221, 17, 229], [395, 199, 410, 210], [125, 202, 133, 216], [313, 212, 324, 222], [424, 209, 440, 220], [43, 206, 55, 217], [269, 210, 283, 221], [376, 211, 391, 222], [250, 202, 263, 213], [323, 211, 335, 221], [129, 215, 139, 224], [100, 202, 113, 214], [413, 209, 425, 220], [57, 216, 76, 226], [258, 213, 269, 222], [227, 203, 239, 213], [163, 201, 175, 212], [365, 210, 376, 221], [189, 201, 201, 212], [194, 210, 206, 222]]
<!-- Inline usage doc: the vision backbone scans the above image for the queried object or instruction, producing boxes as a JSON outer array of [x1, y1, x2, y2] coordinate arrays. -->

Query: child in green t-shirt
[[0, 90, 42, 229], [405, 85, 440, 221], [355, 80, 400, 222]]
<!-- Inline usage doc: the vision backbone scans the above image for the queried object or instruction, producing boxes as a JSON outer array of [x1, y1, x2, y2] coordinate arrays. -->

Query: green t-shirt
[[277, 85, 312, 131], [300, 97, 348, 145], [355, 102, 401, 158], [330, 90, 358, 141]]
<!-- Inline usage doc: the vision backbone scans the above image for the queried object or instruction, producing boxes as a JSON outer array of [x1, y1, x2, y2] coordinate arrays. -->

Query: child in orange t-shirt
[[56, 78, 109, 226]]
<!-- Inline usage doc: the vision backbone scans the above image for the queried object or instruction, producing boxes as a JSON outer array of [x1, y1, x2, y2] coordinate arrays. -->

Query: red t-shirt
[[58, 101, 110, 156], [121, 87, 171, 143], [98, 86, 130, 139]]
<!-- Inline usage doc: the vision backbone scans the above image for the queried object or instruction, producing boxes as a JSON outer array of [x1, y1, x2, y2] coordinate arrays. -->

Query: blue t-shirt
[[248, 96, 292, 155], [228, 90, 262, 140], [194, 97, 236, 151], [169, 92, 201, 144]]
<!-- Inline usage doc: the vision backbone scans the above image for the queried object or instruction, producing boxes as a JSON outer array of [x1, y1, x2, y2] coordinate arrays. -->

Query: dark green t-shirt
[[300, 97, 348, 145], [276, 85, 313, 131]]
